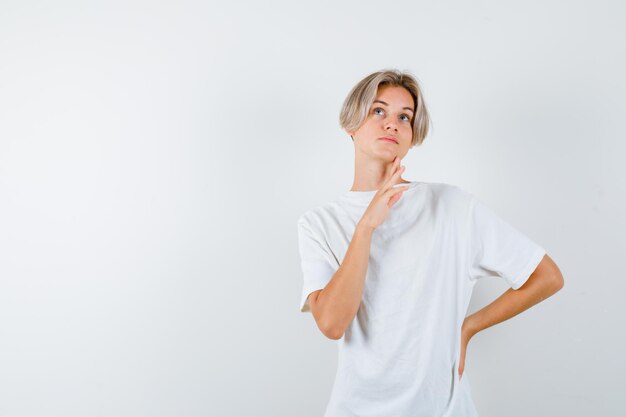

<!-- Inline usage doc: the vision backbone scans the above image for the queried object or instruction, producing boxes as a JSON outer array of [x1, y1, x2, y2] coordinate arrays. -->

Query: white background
[[0, 1, 624, 416]]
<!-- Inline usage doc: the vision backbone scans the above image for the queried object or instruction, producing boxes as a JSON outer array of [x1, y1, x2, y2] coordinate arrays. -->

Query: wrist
[[356, 220, 376, 233], [462, 315, 480, 339]]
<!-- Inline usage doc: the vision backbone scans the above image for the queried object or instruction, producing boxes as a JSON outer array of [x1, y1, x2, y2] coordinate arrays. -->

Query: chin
[[374, 152, 399, 162]]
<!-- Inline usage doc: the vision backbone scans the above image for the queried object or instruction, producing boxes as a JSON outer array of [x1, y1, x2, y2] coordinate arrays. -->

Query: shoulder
[[418, 182, 478, 225], [424, 181, 474, 206], [297, 201, 339, 230]]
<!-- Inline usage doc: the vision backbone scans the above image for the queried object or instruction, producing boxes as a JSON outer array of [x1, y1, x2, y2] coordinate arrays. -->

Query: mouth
[[379, 136, 398, 144]]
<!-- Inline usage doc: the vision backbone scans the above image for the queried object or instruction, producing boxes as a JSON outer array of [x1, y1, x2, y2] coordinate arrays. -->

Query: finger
[[387, 186, 409, 207], [383, 162, 403, 191], [385, 184, 409, 199], [383, 165, 406, 192], [386, 156, 401, 179], [387, 191, 403, 208]]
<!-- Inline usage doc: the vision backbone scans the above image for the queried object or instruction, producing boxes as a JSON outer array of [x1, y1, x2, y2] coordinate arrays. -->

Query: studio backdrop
[[0, 1, 624, 416]]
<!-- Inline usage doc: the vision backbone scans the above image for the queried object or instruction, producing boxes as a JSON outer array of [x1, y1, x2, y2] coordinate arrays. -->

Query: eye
[[373, 107, 410, 122]]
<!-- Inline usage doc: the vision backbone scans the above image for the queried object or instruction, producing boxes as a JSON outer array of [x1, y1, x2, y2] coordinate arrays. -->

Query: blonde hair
[[339, 69, 431, 147]]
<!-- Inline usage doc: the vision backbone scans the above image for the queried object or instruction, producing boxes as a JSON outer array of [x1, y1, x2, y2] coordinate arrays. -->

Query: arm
[[463, 254, 564, 338], [308, 159, 407, 339], [309, 221, 375, 340]]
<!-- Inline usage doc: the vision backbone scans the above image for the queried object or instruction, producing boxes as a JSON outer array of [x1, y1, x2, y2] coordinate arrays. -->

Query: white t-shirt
[[297, 181, 546, 417]]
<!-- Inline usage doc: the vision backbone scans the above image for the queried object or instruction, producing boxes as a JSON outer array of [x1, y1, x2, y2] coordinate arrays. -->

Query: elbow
[[554, 271, 565, 291], [544, 254, 565, 292], [544, 270, 564, 297], [326, 329, 344, 340], [321, 321, 344, 340], [313, 292, 347, 340], [551, 261, 565, 292]]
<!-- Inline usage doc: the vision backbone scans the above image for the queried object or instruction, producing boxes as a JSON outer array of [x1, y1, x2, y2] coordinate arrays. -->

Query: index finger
[[383, 156, 399, 180], [382, 159, 405, 192]]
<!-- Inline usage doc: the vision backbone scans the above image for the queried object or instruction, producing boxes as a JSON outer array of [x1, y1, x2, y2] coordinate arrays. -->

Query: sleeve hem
[[509, 247, 547, 290], [299, 284, 326, 313]]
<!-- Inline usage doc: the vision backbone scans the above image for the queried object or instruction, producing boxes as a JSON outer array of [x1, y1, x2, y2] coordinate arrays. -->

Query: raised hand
[[359, 156, 409, 230]]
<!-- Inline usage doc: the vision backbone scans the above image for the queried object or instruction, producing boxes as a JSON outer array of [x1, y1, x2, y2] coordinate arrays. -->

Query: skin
[[347, 84, 414, 191], [347, 84, 565, 380]]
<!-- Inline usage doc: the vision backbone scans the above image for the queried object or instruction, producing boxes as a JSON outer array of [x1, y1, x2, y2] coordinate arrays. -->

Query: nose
[[385, 120, 398, 132]]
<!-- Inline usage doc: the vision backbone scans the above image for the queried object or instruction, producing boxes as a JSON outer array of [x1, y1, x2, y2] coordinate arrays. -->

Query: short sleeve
[[467, 196, 546, 290], [297, 215, 339, 312]]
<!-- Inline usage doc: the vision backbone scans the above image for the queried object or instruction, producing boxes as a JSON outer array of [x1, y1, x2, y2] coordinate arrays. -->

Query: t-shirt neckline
[[339, 181, 422, 204]]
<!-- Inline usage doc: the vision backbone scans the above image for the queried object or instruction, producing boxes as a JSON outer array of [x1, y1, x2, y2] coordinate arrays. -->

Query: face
[[347, 85, 415, 161]]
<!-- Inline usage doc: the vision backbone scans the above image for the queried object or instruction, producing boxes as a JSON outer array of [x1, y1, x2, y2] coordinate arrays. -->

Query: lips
[[379, 136, 398, 144]]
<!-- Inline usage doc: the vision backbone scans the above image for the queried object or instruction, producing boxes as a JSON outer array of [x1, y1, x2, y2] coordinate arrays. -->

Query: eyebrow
[[373, 100, 414, 114]]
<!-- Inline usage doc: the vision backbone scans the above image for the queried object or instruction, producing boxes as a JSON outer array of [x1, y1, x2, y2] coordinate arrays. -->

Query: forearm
[[317, 221, 375, 339], [464, 255, 564, 337]]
